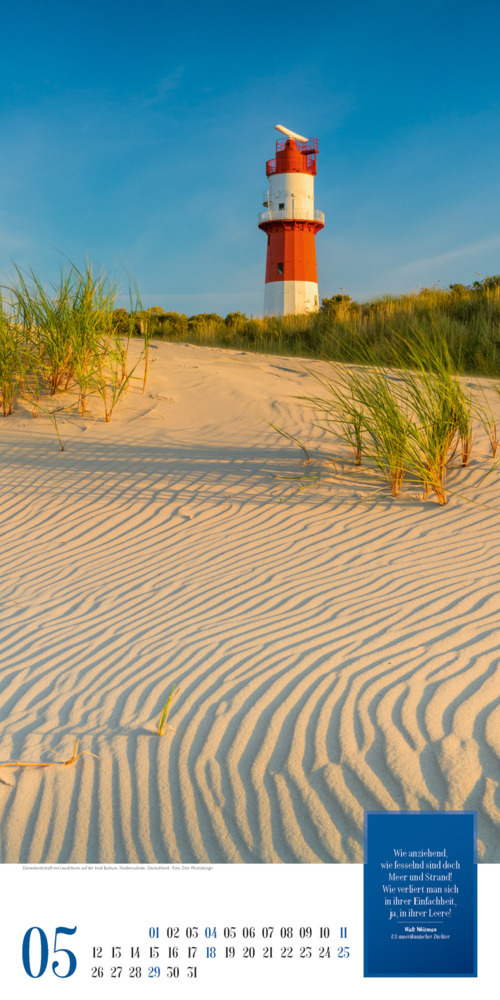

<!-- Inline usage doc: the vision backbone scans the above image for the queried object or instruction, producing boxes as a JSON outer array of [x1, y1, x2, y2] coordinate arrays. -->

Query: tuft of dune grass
[[1, 258, 149, 435], [292, 328, 493, 505]]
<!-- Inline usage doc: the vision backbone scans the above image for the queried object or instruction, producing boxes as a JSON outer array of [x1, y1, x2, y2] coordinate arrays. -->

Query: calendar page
[[0, 860, 498, 996], [1, 2, 499, 993]]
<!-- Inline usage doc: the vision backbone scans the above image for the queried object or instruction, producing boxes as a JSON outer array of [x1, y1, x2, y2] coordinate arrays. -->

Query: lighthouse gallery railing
[[258, 208, 325, 225]]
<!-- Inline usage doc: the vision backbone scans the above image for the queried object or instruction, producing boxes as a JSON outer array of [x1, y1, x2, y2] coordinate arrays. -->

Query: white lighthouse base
[[264, 280, 320, 317]]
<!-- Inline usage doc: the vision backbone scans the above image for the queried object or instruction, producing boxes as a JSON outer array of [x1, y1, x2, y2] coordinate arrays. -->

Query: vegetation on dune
[[0, 259, 151, 428], [118, 276, 500, 507], [0, 261, 499, 507], [128, 278, 500, 504], [293, 327, 499, 506], [131, 276, 500, 377]]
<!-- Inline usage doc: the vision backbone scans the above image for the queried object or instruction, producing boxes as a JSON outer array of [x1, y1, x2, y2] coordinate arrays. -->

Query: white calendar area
[[0, 863, 498, 998]]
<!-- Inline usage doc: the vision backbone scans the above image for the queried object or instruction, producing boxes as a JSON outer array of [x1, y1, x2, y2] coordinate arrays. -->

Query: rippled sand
[[0, 341, 499, 863]]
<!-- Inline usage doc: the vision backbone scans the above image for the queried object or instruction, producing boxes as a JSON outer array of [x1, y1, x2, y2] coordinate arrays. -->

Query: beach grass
[[1, 259, 148, 428], [295, 328, 487, 505], [157, 684, 180, 736]]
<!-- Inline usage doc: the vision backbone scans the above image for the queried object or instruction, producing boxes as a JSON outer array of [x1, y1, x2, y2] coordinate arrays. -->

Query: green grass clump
[[0, 295, 23, 417], [0, 258, 149, 434], [298, 329, 490, 506]]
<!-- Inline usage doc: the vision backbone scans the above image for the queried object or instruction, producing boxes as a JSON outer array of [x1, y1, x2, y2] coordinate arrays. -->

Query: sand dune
[[0, 340, 498, 863]]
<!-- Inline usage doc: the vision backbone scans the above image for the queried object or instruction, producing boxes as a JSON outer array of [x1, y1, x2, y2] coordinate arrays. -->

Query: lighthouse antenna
[[274, 124, 309, 143]]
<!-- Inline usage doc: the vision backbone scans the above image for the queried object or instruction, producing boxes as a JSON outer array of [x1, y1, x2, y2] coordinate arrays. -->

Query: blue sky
[[1, 0, 499, 315]]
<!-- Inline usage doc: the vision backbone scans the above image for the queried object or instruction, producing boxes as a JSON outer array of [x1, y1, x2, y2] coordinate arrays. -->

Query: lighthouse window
[[279, 202, 285, 210], [277, 262, 284, 275]]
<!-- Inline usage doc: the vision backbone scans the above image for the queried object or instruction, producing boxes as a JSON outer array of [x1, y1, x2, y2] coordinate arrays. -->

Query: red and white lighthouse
[[258, 124, 324, 316]]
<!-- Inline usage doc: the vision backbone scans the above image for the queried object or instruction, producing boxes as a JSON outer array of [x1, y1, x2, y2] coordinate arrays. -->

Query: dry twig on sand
[[0, 738, 97, 770]]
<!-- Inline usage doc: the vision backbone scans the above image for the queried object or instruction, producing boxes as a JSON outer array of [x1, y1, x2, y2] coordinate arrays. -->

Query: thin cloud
[[395, 235, 500, 275]]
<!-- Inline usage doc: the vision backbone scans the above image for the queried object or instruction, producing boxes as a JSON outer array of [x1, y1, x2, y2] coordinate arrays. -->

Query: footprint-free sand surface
[[0, 340, 499, 864]]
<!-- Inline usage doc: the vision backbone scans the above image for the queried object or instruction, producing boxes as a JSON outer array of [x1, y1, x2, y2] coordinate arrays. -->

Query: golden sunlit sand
[[0, 340, 499, 863]]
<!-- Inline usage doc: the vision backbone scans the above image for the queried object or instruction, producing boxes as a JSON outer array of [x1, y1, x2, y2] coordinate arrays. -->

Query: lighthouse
[[258, 124, 324, 316]]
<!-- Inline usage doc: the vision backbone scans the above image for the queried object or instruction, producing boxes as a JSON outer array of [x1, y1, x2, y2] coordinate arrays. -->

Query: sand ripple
[[0, 343, 498, 863]]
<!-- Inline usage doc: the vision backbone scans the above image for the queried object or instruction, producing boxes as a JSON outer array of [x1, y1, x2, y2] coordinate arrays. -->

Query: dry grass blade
[[0, 738, 98, 769]]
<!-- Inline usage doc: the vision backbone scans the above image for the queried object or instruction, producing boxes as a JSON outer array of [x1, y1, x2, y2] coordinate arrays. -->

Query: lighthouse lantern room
[[258, 124, 324, 316]]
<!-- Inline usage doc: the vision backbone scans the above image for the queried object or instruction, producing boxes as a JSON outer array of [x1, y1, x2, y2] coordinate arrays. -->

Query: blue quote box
[[364, 811, 477, 977]]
